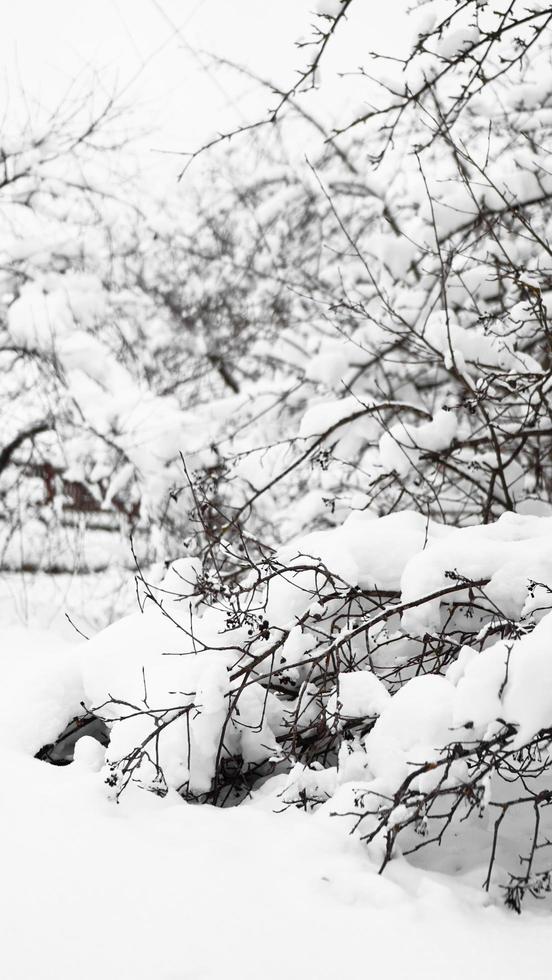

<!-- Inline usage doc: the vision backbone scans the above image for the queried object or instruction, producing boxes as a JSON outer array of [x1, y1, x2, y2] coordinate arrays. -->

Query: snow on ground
[[1, 626, 552, 980], [3, 742, 552, 980], [0, 569, 136, 639]]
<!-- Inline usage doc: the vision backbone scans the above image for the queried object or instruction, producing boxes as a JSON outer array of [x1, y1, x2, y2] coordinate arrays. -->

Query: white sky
[[1, 0, 411, 177]]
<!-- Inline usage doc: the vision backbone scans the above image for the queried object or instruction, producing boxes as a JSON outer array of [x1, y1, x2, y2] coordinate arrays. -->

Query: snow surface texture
[[1, 631, 552, 980], [0, 568, 137, 637]]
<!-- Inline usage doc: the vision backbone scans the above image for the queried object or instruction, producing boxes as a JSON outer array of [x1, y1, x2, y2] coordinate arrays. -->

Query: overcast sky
[[1, 1, 410, 176]]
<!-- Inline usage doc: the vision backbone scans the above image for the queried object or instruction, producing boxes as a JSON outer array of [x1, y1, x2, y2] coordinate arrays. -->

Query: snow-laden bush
[[60, 507, 549, 912], [28, 0, 552, 912]]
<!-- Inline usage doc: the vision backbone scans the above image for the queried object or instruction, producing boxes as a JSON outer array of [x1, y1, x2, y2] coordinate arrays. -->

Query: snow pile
[[0, 628, 84, 754], [328, 670, 390, 724], [3, 737, 550, 980], [7, 504, 552, 914], [400, 511, 552, 631], [379, 409, 458, 478], [424, 311, 542, 374]]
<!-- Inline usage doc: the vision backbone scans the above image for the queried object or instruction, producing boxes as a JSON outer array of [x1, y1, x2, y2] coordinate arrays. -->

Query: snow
[[0, 568, 137, 637], [1, 701, 551, 980], [0, 628, 84, 754], [400, 512, 552, 632], [277, 509, 452, 601], [434, 25, 481, 60], [371, 673, 455, 755], [328, 669, 390, 723], [424, 311, 542, 374], [298, 395, 368, 439], [451, 612, 552, 748], [305, 344, 356, 385], [315, 0, 342, 16], [379, 409, 458, 478], [8, 276, 107, 351], [6, 507, 552, 971]]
